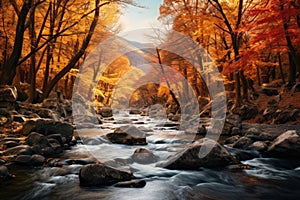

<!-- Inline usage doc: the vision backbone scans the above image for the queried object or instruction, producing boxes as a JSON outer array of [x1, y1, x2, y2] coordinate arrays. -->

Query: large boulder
[[106, 126, 147, 145], [23, 119, 73, 142], [156, 138, 237, 170], [79, 164, 134, 187], [0, 86, 17, 102], [267, 130, 300, 159]]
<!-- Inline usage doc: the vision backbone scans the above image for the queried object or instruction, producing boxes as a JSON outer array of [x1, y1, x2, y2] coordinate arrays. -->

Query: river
[[1, 111, 300, 200]]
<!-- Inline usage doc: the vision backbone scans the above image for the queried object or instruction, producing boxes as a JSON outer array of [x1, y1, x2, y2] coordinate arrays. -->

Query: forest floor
[[244, 79, 300, 125]]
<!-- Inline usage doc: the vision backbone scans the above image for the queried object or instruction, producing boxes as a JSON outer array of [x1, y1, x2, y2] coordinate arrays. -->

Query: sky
[[118, 0, 164, 43]]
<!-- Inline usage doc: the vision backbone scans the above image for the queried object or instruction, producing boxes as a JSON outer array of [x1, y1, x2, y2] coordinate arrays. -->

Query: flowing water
[[1, 111, 300, 200]]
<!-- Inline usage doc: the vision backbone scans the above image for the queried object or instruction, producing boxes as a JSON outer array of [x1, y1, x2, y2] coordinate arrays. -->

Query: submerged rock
[[114, 180, 146, 188], [267, 130, 300, 159], [0, 166, 10, 182], [79, 164, 134, 187], [157, 138, 237, 170], [106, 126, 147, 145]]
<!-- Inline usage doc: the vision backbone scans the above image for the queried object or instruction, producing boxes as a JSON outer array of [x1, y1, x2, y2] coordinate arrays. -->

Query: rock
[[42, 147, 55, 156], [12, 115, 26, 122], [0, 166, 10, 181], [96, 107, 113, 118], [131, 148, 158, 164], [196, 125, 207, 135], [129, 108, 142, 115], [290, 109, 299, 121], [222, 114, 241, 136], [226, 164, 253, 172], [35, 108, 54, 119], [263, 107, 278, 120], [245, 128, 261, 136], [30, 154, 45, 166], [156, 138, 237, 170], [259, 132, 277, 141], [0, 86, 17, 102], [2, 141, 19, 150], [233, 104, 258, 120], [262, 87, 279, 96], [106, 126, 147, 145], [114, 180, 146, 188], [273, 110, 290, 124], [226, 147, 260, 161], [47, 134, 63, 145], [23, 119, 73, 142], [232, 136, 253, 149], [26, 132, 50, 148], [79, 164, 134, 187], [50, 143, 63, 154], [224, 135, 240, 145], [15, 155, 32, 165], [0, 159, 6, 165], [291, 83, 300, 93], [249, 141, 268, 152], [231, 127, 240, 135], [4, 145, 32, 156], [268, 130, 300, 159], [31, 145, 43, 155]]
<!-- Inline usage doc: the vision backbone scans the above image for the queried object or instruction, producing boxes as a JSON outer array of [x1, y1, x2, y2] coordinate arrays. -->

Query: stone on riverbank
[[267, 130, 300, 159], [79, 164, 134, 187], [23, 119, 73, 142]]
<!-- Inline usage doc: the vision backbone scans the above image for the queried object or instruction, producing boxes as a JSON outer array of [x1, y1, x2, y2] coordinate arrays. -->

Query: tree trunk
[[42, 0, 107, 99], [0, 0, 32, 85], [240, 70, 248, 101], [234, 72, 242, 106], [28, 2, 37, 103], [278, 53, 285, 83]]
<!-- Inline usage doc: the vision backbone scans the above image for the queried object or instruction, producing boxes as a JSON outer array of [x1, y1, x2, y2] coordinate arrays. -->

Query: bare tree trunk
[[156, 48, 180, 108], [42, 0, 108, 99], [0, 0, 32, 85], [234, 72, 242, 106], [28, 2, 37, 103], [278, 53, 285, 83], [240, 70, 248, 101]]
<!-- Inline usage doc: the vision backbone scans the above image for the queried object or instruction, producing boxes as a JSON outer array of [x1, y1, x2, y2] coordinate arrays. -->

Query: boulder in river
[[22, 119, 73, 142], [156, 138, 238, 170], [96, 107, 113, 118], [0, 166, 10, 182], [131, 148, 158, 164], [106, 126, 147, 145], [79, 164, 134, 187], [267, 130, 300, 159]]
